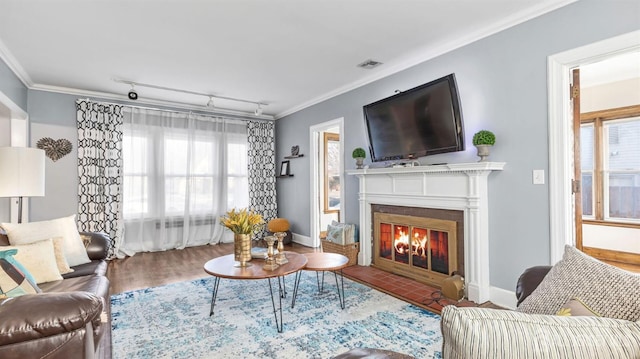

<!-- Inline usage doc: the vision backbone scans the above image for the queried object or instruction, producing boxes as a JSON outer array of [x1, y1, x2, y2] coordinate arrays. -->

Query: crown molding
[[0, 38, 33, 87], [274, 0, 578, 119]]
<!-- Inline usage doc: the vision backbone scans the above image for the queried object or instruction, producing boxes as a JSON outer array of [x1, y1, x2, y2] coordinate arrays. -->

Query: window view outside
[[581, 124, 594, 217], [581, 116, 640, 223], [122, 132, 248, 219], [604, 118, 640, 221]]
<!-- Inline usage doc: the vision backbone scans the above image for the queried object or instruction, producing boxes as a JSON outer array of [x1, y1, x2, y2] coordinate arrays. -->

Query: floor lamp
[[0, 147, 46, 223]]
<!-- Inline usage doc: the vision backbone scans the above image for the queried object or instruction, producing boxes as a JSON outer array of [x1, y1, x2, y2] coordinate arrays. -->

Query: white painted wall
[[581, 77, 640, 112]]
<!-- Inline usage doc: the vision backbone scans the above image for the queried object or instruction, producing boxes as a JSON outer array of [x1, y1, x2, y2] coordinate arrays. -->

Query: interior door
[[572, 68, 584, 250]]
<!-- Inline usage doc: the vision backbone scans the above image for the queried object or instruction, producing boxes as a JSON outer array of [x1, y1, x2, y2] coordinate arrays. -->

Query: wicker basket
[[321, 240, 359, 266]]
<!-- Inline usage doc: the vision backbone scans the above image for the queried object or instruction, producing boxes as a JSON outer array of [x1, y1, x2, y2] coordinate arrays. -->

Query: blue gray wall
[[275, 0, 640, 291], [0, 56, 27, 111]]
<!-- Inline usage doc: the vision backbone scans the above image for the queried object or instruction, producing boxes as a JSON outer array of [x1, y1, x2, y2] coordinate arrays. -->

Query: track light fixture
[[114, 79, 267, 114], [127, 84, 138, 100]]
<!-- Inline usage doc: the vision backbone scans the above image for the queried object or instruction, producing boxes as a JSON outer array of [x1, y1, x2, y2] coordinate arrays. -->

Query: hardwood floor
[[107, 242, 317, 294], [107, 242, 497, 313]]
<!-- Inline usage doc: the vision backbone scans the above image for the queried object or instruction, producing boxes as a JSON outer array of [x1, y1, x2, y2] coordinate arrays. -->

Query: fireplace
[[347, 162, 504, 303], [372, 205, 463, 288]]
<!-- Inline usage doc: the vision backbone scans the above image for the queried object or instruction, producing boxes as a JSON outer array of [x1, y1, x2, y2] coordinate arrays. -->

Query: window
[[122, 117, 249, 220], [581, 107, 640, 225], [323, 132, 340, 214]]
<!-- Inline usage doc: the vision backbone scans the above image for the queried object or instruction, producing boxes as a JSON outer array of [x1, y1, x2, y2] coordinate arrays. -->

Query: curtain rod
[[80, 98, 274, 123]]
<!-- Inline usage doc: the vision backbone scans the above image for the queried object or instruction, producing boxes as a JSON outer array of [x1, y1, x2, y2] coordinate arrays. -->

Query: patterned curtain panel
[[247, 121, 277, 239], [76, 99, 124, 259]]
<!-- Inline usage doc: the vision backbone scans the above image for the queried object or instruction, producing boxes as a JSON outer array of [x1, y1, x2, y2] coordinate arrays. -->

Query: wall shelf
[[279, 153, 303, 177]]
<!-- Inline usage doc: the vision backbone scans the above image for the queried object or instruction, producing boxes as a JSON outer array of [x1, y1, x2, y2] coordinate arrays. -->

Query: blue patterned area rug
[[111, 272, 443, 358]]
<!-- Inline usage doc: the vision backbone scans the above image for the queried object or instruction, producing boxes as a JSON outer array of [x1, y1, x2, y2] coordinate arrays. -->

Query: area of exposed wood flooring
[[107, 242, 497, 314], [107, 242, 317, 295]]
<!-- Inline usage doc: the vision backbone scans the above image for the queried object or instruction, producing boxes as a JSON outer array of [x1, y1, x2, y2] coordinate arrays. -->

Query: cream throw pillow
[[51, 236, 74, 275], [5, 239, 63, 284], [441, 306, 640, 359], [1, 214, 91, 267]]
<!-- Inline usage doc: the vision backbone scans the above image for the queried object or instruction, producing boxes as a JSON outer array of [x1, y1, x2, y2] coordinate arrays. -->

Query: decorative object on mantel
[[36, 137, 73, 162], [352, 147, 367, 169], [220, 208, 264, 267], [472, 130, 496, 162]]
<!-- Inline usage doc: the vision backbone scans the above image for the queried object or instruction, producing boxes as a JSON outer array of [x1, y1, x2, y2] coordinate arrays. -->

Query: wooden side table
[[291, 252, 349, 309], [203, 251, 307, 333]]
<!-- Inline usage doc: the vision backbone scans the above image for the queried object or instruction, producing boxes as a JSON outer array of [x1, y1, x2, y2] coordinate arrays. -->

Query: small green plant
[[352, 147, 367, 159], [472, 130, 496, 146]]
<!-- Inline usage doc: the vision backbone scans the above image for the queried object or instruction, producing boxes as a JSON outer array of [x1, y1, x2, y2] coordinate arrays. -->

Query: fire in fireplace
[[374, 212, 458, 288]]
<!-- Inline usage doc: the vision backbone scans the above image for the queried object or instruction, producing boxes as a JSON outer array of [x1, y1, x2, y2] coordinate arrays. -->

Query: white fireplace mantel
[[346, 162, 505, 304]]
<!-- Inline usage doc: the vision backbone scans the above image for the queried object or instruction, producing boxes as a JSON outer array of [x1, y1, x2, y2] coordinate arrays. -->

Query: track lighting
[[127, 85, 138, 100], [114, 79, 267, 115]]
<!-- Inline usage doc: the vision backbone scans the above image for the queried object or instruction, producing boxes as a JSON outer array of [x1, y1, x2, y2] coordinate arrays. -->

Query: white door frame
[[309, 117, 345, 248], [547, 30, 640, 263]]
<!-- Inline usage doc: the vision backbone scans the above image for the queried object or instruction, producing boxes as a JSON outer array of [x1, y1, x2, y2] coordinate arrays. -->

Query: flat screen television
[[363, 74, 465, 162]]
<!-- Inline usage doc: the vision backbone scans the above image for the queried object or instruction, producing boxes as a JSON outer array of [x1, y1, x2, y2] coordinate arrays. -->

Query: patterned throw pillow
[[0, 249, 41, 299], [518, 245, 640, 321], [556, 298, 601, 317]]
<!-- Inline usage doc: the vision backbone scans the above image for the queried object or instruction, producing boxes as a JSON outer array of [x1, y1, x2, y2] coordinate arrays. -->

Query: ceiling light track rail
[[113, 78, 268, 115], [83, 98, 272, 123]]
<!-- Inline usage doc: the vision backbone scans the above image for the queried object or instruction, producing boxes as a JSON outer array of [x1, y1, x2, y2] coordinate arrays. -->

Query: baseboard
[[490, 286, 517, 310], [292, 232, 317, 247]]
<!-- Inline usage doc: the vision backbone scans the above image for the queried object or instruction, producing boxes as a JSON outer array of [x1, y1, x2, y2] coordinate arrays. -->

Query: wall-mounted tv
[[363, 73, 465, 162]]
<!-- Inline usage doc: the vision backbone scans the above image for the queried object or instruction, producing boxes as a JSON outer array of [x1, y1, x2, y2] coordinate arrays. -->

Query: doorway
[[574, 52, 640, 269], [548, 30, 640, 264], [309, 118, 344, 248]]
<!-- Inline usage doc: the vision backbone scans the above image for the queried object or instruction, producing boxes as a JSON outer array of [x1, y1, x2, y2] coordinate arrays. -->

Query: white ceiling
[[0, 0, 578, 118]]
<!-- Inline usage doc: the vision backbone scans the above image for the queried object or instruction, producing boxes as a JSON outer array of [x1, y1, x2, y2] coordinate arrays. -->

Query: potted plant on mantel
[[352, 147, 367, 169], [472, 130, 496, 162]]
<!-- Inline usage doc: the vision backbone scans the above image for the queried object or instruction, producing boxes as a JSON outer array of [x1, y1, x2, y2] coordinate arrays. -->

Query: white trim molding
[[347, 162, 505, 304]]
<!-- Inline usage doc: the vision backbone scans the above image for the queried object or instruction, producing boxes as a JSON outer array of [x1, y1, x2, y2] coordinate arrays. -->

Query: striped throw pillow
[[441, 306, 640, 359]]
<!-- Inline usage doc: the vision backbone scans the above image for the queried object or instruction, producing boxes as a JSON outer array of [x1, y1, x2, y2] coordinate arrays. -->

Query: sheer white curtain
[[119, 108, 249, 255]]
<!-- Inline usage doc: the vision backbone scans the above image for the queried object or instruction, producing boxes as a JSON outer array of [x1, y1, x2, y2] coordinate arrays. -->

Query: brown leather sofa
[[0, 232, 111, 359], [515, 265, 552, 307]]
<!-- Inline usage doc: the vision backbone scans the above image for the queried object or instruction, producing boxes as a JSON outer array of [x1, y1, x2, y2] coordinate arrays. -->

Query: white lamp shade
[[0, 147, 46, 197]]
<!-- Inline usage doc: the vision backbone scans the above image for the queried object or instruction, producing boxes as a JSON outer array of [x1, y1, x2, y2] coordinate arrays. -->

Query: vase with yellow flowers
[[220, 208, 264, 267]]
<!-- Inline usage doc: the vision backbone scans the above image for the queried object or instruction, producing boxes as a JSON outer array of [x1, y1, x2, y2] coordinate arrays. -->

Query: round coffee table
[[291, 252, 349, 309], [203, 251, 307, 333]]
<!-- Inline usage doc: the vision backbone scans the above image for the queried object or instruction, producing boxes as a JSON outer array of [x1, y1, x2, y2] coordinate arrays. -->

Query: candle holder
[[263, 236, 279, 271], [274, 232, 288, 265]]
